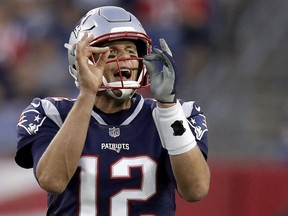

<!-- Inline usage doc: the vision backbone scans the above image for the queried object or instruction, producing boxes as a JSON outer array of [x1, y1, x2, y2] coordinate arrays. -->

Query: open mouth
[[114, 69, 132, 80]]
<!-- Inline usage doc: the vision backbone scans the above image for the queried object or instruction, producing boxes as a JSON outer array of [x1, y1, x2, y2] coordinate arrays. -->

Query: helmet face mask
[[65, 6, 152, 100], [100, 56, 148, 89]]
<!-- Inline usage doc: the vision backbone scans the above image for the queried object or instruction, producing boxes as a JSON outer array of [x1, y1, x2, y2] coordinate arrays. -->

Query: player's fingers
[[79, 32, 88, 41], [144, 53, 162, 62], [143, 59, 158, 78], [159, 38, 172, 57], [78, 33, 91, 49], [94, 47, 110, 69], [77, 33, 94, 53], [162, 52, 176, 79], [89, 46, 110, 54], [76, 35, 96, 62]]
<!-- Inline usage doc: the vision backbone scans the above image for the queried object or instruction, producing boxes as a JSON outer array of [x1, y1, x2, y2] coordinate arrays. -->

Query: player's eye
[[128, 49, 138, 58], [108, 48, 138, 59], [108, 50, 117, 59]]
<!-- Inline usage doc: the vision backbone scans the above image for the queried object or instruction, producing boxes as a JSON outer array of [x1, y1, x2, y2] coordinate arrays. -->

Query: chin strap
[[107, 89, 135, 100], [100, 76, 141, 100]]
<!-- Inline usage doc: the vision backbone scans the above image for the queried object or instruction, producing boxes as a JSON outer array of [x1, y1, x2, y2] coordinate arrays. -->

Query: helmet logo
[[73, 12, 95, 39]]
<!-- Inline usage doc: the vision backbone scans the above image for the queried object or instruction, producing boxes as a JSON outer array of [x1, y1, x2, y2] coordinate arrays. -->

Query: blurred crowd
[[0, 0, 218, 103], [1, 0, 288, 160]]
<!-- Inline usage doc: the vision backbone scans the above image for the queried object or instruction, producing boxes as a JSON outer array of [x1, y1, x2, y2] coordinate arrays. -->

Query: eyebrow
[[109, 43, 136, 48], [108, 47, 137, 56]]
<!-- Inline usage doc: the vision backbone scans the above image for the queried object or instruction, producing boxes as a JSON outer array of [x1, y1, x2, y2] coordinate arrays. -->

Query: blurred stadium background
[[1, 0, 288, 215]]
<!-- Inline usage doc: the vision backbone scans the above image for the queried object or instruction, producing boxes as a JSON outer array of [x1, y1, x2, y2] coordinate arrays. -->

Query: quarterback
[[15, 6, 210, 216]]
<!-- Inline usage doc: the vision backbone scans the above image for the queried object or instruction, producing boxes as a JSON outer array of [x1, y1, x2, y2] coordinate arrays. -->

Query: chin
[[97, 90, 130, 102]]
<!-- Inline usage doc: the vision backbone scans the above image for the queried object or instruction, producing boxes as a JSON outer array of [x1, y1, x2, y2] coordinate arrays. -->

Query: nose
[[116, 52, 137, 68], [117, 50, 131, 60]]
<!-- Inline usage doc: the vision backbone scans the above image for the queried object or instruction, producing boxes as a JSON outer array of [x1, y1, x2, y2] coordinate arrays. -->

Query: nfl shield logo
[[109, 127, 120, 138]]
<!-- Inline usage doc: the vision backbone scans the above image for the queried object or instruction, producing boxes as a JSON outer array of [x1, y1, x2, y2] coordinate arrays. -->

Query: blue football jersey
[[15, 93, 208, 216]]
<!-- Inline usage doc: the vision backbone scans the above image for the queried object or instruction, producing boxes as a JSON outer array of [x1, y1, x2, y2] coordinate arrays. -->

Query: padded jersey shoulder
[[15, 97, 76, 168]]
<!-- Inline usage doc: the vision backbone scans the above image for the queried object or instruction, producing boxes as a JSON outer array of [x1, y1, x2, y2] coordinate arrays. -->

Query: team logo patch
[[109, 127, 120, 138], [17, 110, 46, 135], [189, 114, 208, 140]]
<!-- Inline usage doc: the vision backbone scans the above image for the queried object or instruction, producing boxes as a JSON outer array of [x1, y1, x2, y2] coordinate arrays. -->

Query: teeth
[[115, 69, 131, 79]]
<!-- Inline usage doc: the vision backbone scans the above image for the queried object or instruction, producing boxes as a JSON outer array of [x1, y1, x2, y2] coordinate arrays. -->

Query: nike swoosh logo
[[195, 105, 201, 112]]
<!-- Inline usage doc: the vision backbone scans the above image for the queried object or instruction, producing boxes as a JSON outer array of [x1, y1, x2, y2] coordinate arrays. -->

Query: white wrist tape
[[152, 101, 197, 155]]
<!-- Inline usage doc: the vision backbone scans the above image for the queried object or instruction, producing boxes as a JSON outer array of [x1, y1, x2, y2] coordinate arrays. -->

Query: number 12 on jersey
[[79, 156, 157, 216]]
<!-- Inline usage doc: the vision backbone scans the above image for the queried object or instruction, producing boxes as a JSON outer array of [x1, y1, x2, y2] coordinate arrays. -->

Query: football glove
[[143, 39, 177, 103]]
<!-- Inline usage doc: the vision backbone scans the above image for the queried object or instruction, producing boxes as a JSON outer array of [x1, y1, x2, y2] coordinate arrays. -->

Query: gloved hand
[[143, 39, 177, 103]]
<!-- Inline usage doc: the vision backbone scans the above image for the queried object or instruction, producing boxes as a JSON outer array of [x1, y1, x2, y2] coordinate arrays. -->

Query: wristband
[[152, 101, 197, 155]]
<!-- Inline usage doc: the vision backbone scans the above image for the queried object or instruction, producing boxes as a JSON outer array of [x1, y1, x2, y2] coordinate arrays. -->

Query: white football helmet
[[65, 6, 152, 100]]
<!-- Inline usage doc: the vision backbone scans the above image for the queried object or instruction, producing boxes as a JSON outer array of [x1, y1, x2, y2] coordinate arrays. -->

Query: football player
[[15, 6, 210, 216]]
